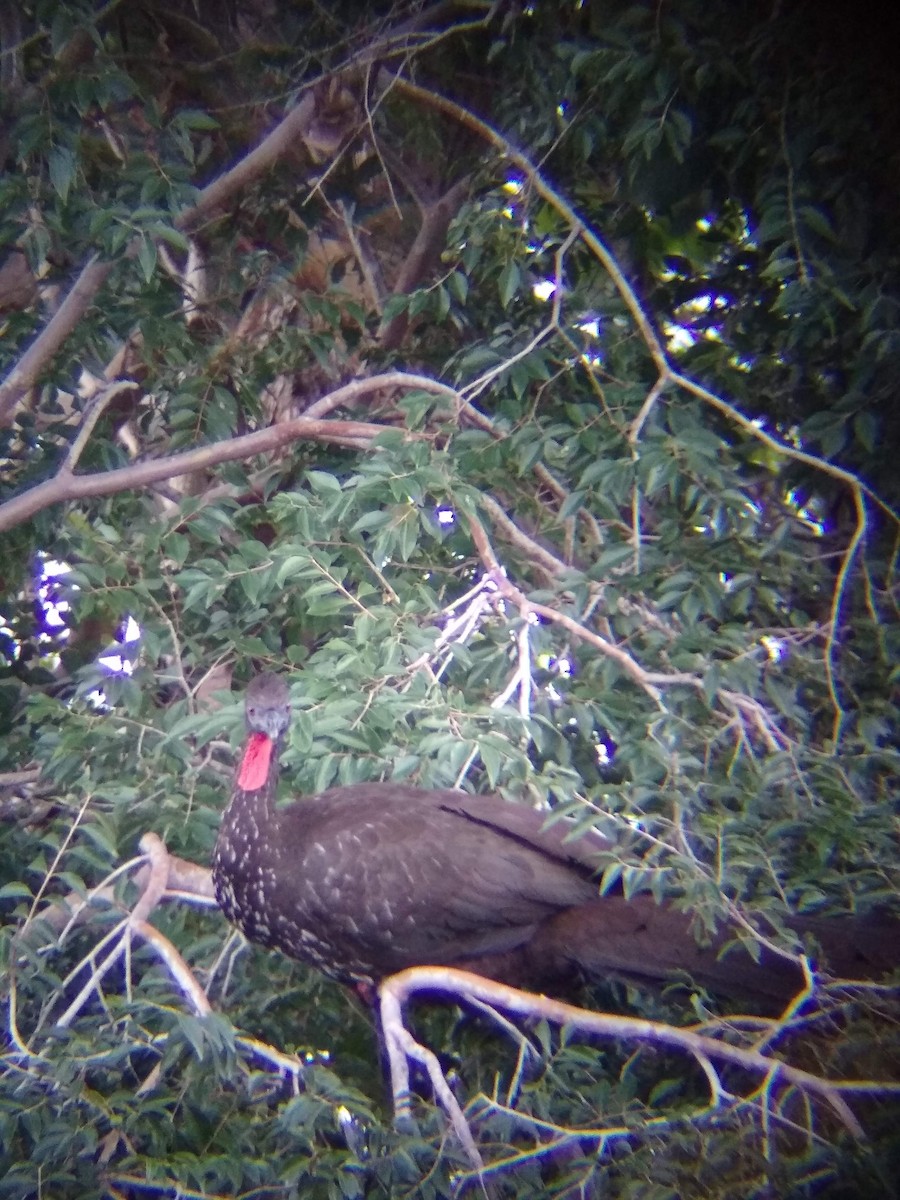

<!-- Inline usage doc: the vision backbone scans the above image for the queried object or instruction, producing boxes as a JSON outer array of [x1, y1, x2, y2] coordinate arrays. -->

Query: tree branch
[[0, 93, 322, 431], [379, 175, 472, 351], [391, 76, 900, 532], [379, 965, 900, 1152], [0, 256, 113, 427], [0, 372, 448, 532]]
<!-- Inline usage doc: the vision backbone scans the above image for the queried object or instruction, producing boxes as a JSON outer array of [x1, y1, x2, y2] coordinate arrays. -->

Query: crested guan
[[212, 674, 900, 1008]]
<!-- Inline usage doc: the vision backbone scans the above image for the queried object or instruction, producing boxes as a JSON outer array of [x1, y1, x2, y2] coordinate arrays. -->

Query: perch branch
[[379, 965, 900, 1153]]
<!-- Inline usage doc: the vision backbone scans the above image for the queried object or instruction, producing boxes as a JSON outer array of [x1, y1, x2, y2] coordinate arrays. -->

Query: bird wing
[[274, 785, 601, 974]]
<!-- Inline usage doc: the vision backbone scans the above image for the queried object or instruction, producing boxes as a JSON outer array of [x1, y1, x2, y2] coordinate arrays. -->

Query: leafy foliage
[[1, 2, 898, 1197]]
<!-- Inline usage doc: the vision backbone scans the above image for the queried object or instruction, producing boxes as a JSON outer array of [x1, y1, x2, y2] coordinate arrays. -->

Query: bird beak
[[254, 709, 290, 741]]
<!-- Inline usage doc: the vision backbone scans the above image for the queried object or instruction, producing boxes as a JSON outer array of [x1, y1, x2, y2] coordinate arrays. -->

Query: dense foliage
[[1, 2, 898, 1197]]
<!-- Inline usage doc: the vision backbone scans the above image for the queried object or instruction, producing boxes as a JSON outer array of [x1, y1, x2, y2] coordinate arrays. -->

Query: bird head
[[237, 673, 291, 792], [244, 672, 292, 741]]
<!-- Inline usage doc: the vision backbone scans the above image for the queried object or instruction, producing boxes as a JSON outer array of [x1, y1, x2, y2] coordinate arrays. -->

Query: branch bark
[[0, 256, 114, 426], [0, 372, 448, 532], [379, 175, 472, 351], [379, 965, 900, 1150], [0, 91, 320, 431]]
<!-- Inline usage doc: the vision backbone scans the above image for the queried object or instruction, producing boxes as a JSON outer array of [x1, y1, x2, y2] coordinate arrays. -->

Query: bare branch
[[0, 767, 42, 788], [463, 511, 802, 755], [628, 374, 670, 445], [185, 92, 317, 229], [131, 833, 171, 923], [673, 371, 898, 525], [478, 494, 576, 581], [380, 966, 900, 1147], [464, 510, 669, 702], [390, 78, 671, 373], [379, 977, 486, 1172], [824, 486, 867, 744], [59, 380, 139, 474], [131, 918, 212, 1018], [0, 256, 113, 426], [0, 372, 450, 533]]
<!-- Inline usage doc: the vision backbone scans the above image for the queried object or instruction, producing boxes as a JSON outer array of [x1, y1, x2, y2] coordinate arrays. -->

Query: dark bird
[[213, 674, 899, 1008]]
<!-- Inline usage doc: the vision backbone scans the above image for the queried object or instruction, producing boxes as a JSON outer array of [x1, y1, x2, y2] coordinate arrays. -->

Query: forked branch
[[378, 964, 899, 1175], [11, 828, 898, 1187]]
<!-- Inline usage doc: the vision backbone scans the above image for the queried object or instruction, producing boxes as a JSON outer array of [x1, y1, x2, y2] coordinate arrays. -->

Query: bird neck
[[237, 731, 279, 791], [228, 732, 282, 828]]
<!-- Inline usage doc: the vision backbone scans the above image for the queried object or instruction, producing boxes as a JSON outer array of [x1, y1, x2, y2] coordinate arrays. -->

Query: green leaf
[[799, 205, 834, 240], [48, 146, 77, 202], [306, 470, 342, 495], [154, 225, 191, 255], [498, 261, 521, 308], [0, 881, 33, 900], [448, 270, 469, 303], [380, 293, 412, 323], [138, 236, 157, 282], [174, 109, 220, 131], [853, 411, 878, 453]]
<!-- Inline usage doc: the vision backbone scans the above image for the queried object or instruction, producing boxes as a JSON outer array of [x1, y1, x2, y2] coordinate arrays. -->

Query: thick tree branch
[[379, 175, 472, 351], [186, 93, 318, 229], [0, 256, 113, 427], [0, 372, 448, 532], [0, 93, 321, 430], [379, 966, 900, 1149]]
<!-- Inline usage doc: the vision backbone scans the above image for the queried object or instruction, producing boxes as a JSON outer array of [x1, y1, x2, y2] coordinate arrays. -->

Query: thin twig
[[824, 486, 866, 745]]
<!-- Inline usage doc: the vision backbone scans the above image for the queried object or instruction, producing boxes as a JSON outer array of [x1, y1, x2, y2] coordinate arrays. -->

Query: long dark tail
[[537, 896, 900, 1007], [458, 897, 900, 1009]]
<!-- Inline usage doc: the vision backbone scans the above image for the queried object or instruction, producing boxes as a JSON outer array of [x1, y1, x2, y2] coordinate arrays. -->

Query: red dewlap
[[237, 731, 274, 791]]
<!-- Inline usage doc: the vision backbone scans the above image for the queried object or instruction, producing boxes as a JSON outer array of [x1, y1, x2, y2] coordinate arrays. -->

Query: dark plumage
[[213, 674, 900, 1006]]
